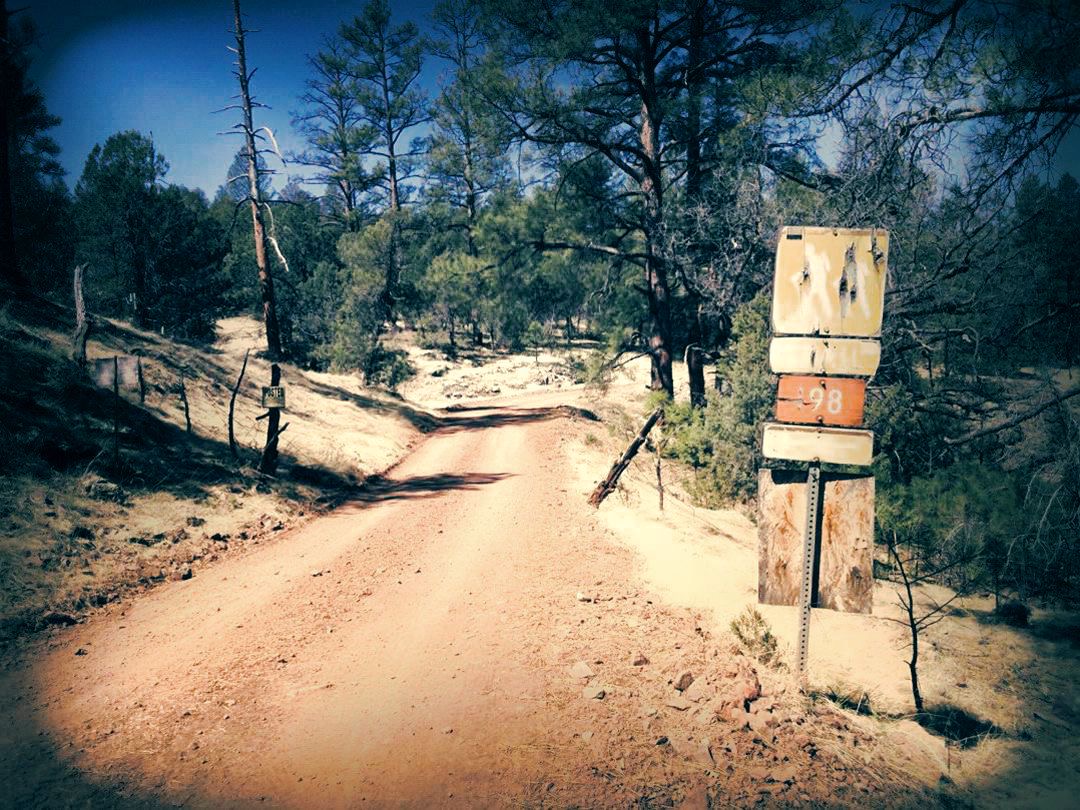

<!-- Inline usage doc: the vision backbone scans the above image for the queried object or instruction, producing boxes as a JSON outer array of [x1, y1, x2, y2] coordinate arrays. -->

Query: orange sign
[[775, 375, 866, 428]]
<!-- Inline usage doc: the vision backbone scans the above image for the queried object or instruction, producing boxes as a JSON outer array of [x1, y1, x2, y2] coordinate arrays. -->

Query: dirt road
[[0, 401, 927, 808]]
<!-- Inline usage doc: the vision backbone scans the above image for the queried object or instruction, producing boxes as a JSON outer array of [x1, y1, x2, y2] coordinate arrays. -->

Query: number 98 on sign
[[774, 375, 866, 428]]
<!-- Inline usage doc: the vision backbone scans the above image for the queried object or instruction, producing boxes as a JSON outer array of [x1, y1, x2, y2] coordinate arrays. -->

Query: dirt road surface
[[0, 398, 931, 808]]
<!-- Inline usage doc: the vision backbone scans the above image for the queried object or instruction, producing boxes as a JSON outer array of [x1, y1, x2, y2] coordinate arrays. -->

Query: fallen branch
[[588, 408, 663, 508]]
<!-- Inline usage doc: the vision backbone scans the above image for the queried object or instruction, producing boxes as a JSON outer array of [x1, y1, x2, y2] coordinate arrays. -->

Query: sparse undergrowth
[[729, 605, 782, 668]]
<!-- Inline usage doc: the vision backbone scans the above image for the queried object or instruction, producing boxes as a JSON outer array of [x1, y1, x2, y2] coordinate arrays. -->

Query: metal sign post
[[759, 225, 889, 682], [797, 462, 822, 677]]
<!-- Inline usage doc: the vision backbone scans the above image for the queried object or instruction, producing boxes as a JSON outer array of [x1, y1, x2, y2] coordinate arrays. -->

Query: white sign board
[[769, 336, 881, 377], [762, 422, 874, 466], [772, 227, 889, 338]]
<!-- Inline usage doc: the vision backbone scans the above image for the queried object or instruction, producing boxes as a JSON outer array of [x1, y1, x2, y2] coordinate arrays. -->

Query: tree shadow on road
[[436, 405, 598, 434], [346, 472, 513, 505]]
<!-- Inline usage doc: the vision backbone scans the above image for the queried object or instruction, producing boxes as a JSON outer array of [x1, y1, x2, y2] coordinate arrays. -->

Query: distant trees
[[74, 131, 168, 328], [478, 0, 857, 397], [291, 34, 370, 231], [1, 1, 70, 292], [73, 131, 225, 339], [427, 0, 511, 258], [340, 0, 429, 322]]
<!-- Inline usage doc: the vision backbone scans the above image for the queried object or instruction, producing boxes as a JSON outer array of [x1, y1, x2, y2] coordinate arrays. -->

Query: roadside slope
[[0, 303, 430, 640]]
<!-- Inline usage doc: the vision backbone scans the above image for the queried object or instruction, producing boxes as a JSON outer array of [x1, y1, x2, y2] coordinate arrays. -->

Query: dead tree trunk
[[231, 0, 282, 360], [258, 363, 282, 476], [685, 338, 706, 408], [588, 408, 663, 507], [71, 264, 90, 368], [228, 348, 250, 459]]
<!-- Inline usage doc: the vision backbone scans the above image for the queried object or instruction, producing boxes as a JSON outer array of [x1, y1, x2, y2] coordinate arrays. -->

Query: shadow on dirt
[[349, 472, 512, 504], [436, 405, 598, 434], [301, 377, 442, 434]]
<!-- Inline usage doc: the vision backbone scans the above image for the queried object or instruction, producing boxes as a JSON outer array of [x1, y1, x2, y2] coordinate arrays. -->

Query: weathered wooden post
[[258, 364, 286, 476], [758, 226, 889, 678], [71, 264, 90, 368]]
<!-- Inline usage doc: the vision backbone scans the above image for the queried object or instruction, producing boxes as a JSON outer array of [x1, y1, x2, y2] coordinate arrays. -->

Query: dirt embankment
[[0, 306, 429, 641]]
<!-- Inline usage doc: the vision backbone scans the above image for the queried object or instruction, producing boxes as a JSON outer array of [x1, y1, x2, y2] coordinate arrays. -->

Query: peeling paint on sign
[[769, 337, 881, 376], [772, 227, 889, 337]]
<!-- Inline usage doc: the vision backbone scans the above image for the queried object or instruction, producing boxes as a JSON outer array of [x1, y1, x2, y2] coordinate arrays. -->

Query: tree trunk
[[639, 93, 674, 398], [178, 372, 192, 435], [634, 28, 674, 399], [686, 302, 706, 408], [232, 0, 282, 360], [687, 344, 706, 406], [380, 52, 402, 327], [112, 356, 120, 468], [463, 120, 478, 258], [684, 0, 706, 201]]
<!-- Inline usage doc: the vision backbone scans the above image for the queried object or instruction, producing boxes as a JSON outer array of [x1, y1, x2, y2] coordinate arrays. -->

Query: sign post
[[759, 226, 889, 678], [797, 463, 822, 675]]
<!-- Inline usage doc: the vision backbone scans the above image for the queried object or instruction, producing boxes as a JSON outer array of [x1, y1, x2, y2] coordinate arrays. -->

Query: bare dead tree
[[228, 0, 282, 360], [178, 371, 192, 436], [884, 530, 971, 714]]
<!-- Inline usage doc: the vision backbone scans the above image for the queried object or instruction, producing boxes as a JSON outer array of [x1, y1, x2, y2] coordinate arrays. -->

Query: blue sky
[[26, 0, 440, 197], [23, 0, 1080, 198]]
